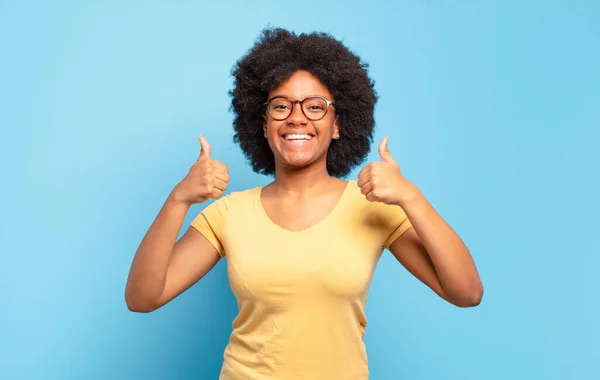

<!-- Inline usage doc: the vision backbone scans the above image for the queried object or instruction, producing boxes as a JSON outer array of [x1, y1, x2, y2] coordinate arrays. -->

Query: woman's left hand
[[357, 136, 421, 206]]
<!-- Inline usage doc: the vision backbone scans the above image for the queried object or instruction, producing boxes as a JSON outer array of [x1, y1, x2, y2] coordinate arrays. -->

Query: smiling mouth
[[282, 133, 314, 142]]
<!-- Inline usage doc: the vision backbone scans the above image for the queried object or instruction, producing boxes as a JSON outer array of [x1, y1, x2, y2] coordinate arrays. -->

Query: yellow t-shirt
[[191, 179, 412, 380]]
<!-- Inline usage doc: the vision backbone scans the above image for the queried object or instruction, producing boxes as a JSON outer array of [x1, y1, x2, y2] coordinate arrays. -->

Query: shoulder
[[194, 186, 260, 230], [345, 179, 410, 225], [344, 179, 412, 248], [222, 186, 259, 202], [345, 180, 383, 212], [202, 186, 260, 213], [345, 179, 367, 203]]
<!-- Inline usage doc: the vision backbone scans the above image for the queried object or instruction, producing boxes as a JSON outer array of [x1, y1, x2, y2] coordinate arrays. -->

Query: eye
[[269, 98, 292, 111], [304, 98, 327, 112]]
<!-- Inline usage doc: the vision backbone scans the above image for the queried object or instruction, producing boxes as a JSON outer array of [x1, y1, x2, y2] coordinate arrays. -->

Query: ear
[[333, 116, 340, 138], [262, 115, 268, 138]]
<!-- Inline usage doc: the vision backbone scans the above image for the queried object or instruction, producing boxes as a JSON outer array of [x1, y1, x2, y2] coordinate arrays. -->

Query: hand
[[357, 136, 420, 206], [171, 136, 230, 205]]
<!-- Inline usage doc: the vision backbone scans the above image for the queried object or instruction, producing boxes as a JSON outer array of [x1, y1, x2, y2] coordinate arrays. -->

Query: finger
[[211, 178, 228, 192], [360, 181, 373, 196], [357, 174, 370, 188], [198, 136, 211, 160], [210, 188, 224, 199], [378, 136, 395, 163], [213, 170, 230, 183], [211, 160, 229, 173], [365, 191, 377, 202], [357, 166, 370, 182]]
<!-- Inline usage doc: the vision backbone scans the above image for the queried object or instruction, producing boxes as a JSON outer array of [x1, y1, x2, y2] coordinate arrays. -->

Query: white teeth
[[284, 133, 313, 141]]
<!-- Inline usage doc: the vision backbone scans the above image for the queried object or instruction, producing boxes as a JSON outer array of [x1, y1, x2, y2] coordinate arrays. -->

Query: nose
[[287, 101, 308, 125]]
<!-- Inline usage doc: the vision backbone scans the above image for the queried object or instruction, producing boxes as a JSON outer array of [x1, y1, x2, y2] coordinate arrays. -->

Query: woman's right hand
[[171, 136, 230, 205]]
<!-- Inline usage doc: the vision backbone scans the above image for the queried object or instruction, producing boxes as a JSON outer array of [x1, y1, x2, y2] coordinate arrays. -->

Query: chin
[[284, 159, 314, 169], [279, 154, 318, 169], [271, 141, 325, 170]]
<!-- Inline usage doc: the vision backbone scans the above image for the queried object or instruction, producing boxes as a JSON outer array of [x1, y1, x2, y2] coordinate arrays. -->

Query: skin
[[358, 137, 483, 307], [124, 69, 483, 313], [124, 137, 227, 312], [260, 70, 347, 231]]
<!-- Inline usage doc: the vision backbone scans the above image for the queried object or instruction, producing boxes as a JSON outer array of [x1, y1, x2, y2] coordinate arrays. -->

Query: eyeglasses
[[264, 95, 335, 121]]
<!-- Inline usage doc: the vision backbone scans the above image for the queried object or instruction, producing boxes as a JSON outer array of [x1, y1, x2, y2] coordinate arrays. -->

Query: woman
[[125, 27, 483, 380]]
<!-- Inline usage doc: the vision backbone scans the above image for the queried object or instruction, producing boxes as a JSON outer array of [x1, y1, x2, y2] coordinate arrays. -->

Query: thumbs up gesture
[[357, 136, 420, 206], [172, 136, 230, 205]]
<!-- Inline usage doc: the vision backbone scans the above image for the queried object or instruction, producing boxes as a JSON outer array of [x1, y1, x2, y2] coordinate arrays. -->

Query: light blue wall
[[1, 1, 598, 379]]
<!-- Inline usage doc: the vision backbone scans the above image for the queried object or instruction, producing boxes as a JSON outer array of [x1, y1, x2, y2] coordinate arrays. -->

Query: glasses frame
[[264, 95, 335, 121]]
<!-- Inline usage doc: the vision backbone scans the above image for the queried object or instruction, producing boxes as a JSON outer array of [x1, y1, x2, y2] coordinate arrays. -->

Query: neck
[[268, 163, 338, 196]]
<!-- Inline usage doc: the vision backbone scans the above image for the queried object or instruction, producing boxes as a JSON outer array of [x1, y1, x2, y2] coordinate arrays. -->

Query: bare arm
[[389, 227, 455, 305], [125, 136, 229, 312], [389, 196, 483, 308], [124, 195, 220, 313], [358, 136, 483, 308]]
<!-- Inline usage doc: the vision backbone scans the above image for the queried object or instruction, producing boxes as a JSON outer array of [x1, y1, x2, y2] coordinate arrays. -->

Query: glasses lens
[[302, 97, 328, 120], [268, 98, 293, 120]]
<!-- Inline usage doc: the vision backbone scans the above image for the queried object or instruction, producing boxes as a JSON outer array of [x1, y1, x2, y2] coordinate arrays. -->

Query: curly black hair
[[229, 27, 378, 178]]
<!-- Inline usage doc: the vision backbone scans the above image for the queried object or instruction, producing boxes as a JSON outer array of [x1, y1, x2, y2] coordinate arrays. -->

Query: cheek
[[263, 123, 282, 149], [265, 120, 288, 139]]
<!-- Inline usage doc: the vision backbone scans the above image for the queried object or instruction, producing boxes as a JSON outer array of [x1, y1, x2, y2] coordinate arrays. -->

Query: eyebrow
[[269, 94, 331, 100]]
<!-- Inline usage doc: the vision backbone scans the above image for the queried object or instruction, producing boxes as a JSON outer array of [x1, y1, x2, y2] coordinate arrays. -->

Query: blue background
[[1, 1, 599, 379]]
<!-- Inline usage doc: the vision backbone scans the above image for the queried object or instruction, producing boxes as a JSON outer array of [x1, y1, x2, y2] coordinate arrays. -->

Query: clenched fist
[[171, 136, 230, 205], [357, 136, 420, 206]]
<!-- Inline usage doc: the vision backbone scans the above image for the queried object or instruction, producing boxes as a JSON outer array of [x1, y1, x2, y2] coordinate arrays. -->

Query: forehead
[[268, 70, 333, 100]]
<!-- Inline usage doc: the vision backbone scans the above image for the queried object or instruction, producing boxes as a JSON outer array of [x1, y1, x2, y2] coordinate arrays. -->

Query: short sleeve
[[190, 195, 231, 258], [380, 203, 413, 249]]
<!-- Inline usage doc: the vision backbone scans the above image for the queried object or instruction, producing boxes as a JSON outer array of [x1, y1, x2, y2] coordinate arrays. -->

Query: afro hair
[[229, 27, 378, 178]]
